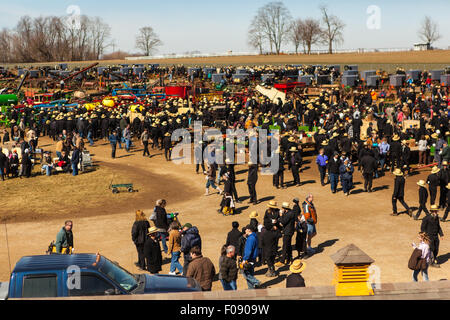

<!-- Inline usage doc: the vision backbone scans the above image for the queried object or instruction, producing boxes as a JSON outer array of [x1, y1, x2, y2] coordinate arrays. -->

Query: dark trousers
[[363, 173, 373, 191], [196, 162, 205, 173], [164, 148, 171, 161], [231, 182, 239, 201], [296, 231, 307, 254], [416, 203, 430, 218], [281, 234, 293, 264], [143, 141, 150, 156], [392, 196, 410, 214], [439, 186, 447, 208], [266, 254, 275, 273], [429, 236, 440, 262], [182, 256, 191, 276], [429, 187, 437, 205], [443, 206, 449, 221], [318, 165, 327, 185], [111, 144, 116, 158], [135, 244, 145, 269], [291, 166, 300, 185], [342, 178, 352, 193], [273, 171, 284, 188], [248, 183, 257, 203]]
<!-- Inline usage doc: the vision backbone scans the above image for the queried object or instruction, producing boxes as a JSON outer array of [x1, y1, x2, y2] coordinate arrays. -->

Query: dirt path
[[0, 138, 448, 290]]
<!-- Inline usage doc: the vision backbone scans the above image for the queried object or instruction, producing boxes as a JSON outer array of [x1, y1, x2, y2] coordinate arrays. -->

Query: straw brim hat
[[289, 260, 306, 273], [147, 226, 158, 235], [267, 201, 278, 209], [282, 202, 291, 210], [430, 204, 439, 211], [431, 166, 440, 174], [417, 180, 426, 187], [392, 135, 400, 141], [289, 147, 297, 152], [321, 141, 328, 146], [446, 183, 450, 189], [249, 211, 259, 219], [393, 169, 403, 176]]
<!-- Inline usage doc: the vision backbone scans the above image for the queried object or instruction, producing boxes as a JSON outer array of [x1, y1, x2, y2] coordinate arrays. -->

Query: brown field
[[4, 50, 450, 72], [0, 136, 448, 290]]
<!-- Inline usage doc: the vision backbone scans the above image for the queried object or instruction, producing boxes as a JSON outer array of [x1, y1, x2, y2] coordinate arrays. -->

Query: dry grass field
[[4, 50, 450, 72]]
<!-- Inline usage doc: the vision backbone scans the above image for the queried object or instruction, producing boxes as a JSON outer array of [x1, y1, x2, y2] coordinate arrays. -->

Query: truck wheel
[[112, 188, 119, 194], [128, 187, 133, 193]]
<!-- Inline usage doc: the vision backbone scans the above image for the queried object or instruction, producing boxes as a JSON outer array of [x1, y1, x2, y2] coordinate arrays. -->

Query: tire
[[128, 187, 133, 193], [112, 188, 119, 194]]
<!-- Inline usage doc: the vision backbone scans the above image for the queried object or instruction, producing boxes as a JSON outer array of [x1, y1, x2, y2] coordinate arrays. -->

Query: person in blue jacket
[[339, 159, 354, 196], [109, 130, 118, 159], [242, 225, 260, 289]]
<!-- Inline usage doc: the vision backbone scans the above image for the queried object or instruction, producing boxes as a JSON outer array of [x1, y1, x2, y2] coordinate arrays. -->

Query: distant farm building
[[414, 43, 431, 51]]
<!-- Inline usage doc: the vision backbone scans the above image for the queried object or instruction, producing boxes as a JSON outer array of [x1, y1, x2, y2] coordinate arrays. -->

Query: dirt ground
[[0, 136, 448, 290]]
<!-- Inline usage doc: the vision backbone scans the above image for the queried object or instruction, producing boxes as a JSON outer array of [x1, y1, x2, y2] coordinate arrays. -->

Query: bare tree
[[302, 18, 322, 54], [252, 2, 292, 54], [319, 5, 345, 54], [248, 24, 265, 54], [90, 17, 111, 60], [417, 16, 441, 46], [135, 26, 162, 56], [289, 19, 303, 54]]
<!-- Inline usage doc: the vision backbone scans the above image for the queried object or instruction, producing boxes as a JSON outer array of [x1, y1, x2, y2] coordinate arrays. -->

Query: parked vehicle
[[0, 253, 201, 299]]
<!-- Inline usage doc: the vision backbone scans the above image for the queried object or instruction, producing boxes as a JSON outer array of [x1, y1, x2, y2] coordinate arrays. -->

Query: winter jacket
[[421, 215, 444, 237], [151, 206, 169, 232], [55, 227, 73, 253], [181, 227, 202, 257], [131, 220, 150, 246], [144, 237, 162, 274], [219, 256, 238, 283], [186, 256, 216, 291], [280, 210, 296, 236], [168, 229, 182, 254], [225, 228, 242, 249], [243, 232, 258, 262]]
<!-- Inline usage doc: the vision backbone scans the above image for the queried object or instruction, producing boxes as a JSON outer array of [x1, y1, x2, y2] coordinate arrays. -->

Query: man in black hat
[[327, 151, 341, 193]]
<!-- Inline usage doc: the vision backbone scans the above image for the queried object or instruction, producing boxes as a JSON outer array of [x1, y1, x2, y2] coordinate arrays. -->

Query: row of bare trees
[[0, 15, 111, 63], [248, 2, 345, 55], [248, 2, 443, 54]]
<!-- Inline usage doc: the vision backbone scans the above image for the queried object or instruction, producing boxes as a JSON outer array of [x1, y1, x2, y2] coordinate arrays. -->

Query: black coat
[[286, 273, 306, 288], [280, 210, 296, 236], [153, 206, 169, 231], [247, 165, 258, 184], [327, 157, 342, 174], [361, 155, 377, 174], [262, 229, 280, 258], [421, 215, 444, 237], [131, 220, 150, 246], [144, 237, 162, 274], [427, 173, 440, 189], [225, 228, 243, 249], [263, 209, 280, 230], [418, 186, 428, 205], [393, 176, 406, 198]]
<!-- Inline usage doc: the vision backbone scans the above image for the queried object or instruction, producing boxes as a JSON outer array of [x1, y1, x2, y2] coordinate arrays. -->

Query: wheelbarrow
[[110, 183, 134, 194]]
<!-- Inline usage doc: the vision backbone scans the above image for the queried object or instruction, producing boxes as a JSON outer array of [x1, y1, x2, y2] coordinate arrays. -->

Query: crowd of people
[[2, 63, 449, 289]]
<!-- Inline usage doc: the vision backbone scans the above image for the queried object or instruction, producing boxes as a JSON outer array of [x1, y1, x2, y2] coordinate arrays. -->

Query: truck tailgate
[[0, 282, 9, 300]]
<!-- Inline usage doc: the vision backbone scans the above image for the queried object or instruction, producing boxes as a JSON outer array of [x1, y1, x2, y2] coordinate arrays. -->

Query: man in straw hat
[[391, 169, 412, 217], [262, 220, 281, 277], [286, 259, 306, 288], [288, 146, 302, 187], [421, 205, 444, 267], [278, 201, 296, 266], [427, 166, 440, 206], [144, 226, 163, 274], [414, 180, 429, 220]]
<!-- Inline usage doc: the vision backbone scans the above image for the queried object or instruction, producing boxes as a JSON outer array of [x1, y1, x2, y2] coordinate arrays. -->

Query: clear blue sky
[[0, 0, 449, 54]]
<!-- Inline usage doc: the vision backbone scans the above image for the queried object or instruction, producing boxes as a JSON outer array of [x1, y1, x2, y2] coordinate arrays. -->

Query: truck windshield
[[99, 259, 138, 292]]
